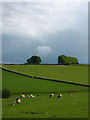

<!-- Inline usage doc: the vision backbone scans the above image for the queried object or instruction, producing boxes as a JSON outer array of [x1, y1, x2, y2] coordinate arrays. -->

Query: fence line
[[0, 67, 90, 87]]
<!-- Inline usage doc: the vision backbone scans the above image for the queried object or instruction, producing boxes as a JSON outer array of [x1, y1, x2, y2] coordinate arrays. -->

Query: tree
[[58, 55, 69, 65], [58, 55, 79, 65], [27, 55, 41, 65]]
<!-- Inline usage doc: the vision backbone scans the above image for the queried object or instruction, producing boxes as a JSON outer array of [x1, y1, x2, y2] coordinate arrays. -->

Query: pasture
[[1, 65, 89, 118], [2, 64, 88, 85], [2, 69, 88, 94], [2, 92, 88, 118]]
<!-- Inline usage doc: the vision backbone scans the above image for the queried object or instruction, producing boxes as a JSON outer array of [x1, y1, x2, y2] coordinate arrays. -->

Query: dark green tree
[[58, 55, 69, 65], [58, 55, 79, 65], [72, 57, 79, 64], [27, 55, 41, 65]]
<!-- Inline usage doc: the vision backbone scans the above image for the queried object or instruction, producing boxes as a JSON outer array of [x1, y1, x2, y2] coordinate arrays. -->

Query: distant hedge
[[2, 89, 11, 98], [58, 55, 79, 65]]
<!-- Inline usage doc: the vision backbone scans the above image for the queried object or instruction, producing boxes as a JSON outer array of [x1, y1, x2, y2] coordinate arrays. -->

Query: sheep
[[49, 93, 54, 98], [16, 98, 21, 103], [30, 94, 35, 98], [57, 94, 62, 98], [13, 98, 21, 105], [20, 95, 25, 98]]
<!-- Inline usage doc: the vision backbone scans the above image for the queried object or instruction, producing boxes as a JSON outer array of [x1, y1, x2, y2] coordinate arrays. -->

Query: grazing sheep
[[30, 94, 35, 98], [49, 93, 54, 98], [20, 95, 25, 98], [57, 94, 62, 98], [16, 98, 21, 103]]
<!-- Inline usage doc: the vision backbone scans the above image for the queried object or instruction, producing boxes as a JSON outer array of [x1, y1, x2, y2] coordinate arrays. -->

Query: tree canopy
[[58, 55, 79, 65], [27, 55, 41, 65]]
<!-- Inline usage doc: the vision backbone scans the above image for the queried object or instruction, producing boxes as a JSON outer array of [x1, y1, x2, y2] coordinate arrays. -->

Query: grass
[[69, 64, 90, 67], [1, 65, 89, 118], [2, 64, 88, 85], [2, 69, 88, 95], [2, 92, 88, 118]]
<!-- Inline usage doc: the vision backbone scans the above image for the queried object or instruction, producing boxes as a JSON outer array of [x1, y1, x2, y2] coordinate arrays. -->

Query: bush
[[2, 89, 11, 98]]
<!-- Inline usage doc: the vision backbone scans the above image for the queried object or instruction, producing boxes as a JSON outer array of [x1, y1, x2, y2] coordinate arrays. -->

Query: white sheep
[[20, 95, 25, 98], [30, 94, 35, 98], [57, 94, 62, 98], [49, 93, 54, 98], [16, 98, 21, 103]]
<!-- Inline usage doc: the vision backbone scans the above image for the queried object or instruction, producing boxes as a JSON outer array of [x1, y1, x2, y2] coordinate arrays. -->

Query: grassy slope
[[2, 69, 89, 118], [2, 70, 88, 95], [2, 65, 88, 85]]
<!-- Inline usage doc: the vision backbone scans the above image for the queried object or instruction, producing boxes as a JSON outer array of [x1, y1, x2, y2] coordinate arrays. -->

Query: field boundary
[[1, 67, 90, 87]]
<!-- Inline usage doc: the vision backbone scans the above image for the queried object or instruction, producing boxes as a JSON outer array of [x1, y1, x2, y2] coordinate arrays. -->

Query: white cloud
[[37, 46, 52, 57], [2, 2, 88, 42], [2, 1, 88, 64]]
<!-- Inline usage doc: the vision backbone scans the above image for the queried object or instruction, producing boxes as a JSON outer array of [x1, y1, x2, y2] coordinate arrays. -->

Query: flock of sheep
[[13, 93, 62, 105]]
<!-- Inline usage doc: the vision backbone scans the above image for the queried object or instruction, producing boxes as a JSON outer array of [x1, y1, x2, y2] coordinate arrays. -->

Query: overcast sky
[[1, 1, 89, 64]]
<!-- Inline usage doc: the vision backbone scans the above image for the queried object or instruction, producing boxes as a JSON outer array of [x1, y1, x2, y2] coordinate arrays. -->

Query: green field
[[2, 69, 88, 94], [2, 92, 88, 118], [2, 65, 88, 85], [1, 65, 89, 118]]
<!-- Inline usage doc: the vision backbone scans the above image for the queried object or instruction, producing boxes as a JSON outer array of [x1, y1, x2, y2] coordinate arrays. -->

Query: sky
[[1, 0, 89, 64]]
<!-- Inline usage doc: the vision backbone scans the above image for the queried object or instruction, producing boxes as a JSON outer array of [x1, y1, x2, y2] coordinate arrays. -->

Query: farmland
[[2, 69, 88, 94], [1, 65, 89, 118], [2, 92, 88, 118], [2, 64, 88, 85]]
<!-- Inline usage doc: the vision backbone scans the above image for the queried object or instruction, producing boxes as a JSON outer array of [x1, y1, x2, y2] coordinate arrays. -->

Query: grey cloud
[[2, 34, 42, 63], [45, 29, 88, 64], [2, 28, 88, 64], [2, 2, 86, 40], [2, 2, 88, 64]]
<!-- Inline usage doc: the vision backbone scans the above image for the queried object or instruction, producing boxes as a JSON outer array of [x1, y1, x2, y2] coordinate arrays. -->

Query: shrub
[[2, 89, 11, 98]]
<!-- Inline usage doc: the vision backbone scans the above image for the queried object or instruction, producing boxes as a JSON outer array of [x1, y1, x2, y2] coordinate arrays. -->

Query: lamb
[[20, 95, 25, 98], [16, 98, 21, 103], [30, 94, 35, 98], [13, 98, 21, 105], [57, 94, 62, 98], [49, 93, 54, 98]]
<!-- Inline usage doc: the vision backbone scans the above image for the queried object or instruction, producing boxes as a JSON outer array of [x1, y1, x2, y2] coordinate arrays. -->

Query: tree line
[[25, 55, 79, 65]]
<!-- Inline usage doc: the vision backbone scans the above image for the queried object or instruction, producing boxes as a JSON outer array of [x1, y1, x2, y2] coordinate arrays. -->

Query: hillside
[[2, 69, 88, 95], [2, 64, 88, 85]]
